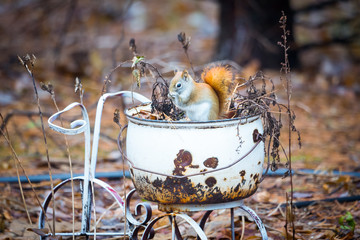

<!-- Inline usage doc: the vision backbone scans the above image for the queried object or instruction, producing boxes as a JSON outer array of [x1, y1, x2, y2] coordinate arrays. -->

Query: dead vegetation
[[0, 2, 359, 240]]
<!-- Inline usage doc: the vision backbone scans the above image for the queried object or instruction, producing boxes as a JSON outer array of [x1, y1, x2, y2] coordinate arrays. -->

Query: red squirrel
[[168, 66, 233, 121]]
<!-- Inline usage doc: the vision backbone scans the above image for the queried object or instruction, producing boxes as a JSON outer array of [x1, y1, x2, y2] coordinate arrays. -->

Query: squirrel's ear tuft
[[182, 70, 189, 80]]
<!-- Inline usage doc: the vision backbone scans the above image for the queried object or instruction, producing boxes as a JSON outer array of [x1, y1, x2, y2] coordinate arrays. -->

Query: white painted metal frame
[[38, 90, 268, 239]]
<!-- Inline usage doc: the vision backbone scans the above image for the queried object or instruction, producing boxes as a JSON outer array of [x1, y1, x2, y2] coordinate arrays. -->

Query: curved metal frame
[[38, 177, 130, 239], [37, 90, 268, 239], [130, 212, 208, 240], [198, 205, 268, 240]]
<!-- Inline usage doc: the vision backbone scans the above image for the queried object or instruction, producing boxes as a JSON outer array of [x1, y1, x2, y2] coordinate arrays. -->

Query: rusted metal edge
[[239, 205, 268, 239], [125, 102, 261, 128], [158, 199, 245, 212], [38, 177, 127, 239]]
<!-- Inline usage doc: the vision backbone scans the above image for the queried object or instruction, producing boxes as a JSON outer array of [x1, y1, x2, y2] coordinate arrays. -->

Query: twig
[[153, 219, 186, 232], [0, 110, 52, 132], [0, 127, 53, 233], [75, 77, 84, 105], [101, 60, 131, 95], [26, 115, 65, 151], [41, 82, 76, 239], [264, 224, 284, 234], [91, 179, 97, 240], [177, 32, 196, 78], [240, 215, 245, 240], [11, 121, 29, 152], [0, 114, 32, 224], [128, 38, 181, 120], [267, 202, 284, 217], [278, 12, 296, 239], [95, 202, 118, 228], [140, 61, 168, 87], [114, 111, 127, 237], [18, 54, 56, 236]]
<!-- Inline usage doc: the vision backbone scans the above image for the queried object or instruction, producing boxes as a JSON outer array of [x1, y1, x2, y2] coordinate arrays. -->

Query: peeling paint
[[131, 170, 259, 204], [205, 177, 217, 187], [125, 105, 265, 205], [253, 173, 260, 184], [173, 149, 200, 175], [252, 129, 262, 142], [203, 157, 219, 169]]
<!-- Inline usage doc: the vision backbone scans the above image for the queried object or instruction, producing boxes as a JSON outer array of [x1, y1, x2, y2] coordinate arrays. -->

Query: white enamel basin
[[125, 103, 264, 204]]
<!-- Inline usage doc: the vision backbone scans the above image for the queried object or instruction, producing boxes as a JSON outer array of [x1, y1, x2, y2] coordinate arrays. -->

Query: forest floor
[[1, 63, 359, 240], [0, 1, 359, 239]]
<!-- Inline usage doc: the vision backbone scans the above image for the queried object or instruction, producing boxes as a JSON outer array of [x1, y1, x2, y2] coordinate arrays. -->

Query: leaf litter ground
[[0, 2, 359, 238], [1, 71, 359, 239]]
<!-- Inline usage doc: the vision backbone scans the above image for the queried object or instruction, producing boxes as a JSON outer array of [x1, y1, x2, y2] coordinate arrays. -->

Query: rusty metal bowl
[[124, 103, 264, 205]]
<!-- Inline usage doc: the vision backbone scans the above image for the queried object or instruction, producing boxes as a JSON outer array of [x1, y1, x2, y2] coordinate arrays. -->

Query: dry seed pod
[[132, 69, 141, 88]]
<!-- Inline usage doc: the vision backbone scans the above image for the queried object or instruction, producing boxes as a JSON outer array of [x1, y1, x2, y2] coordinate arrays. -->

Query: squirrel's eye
[[176, 82, 182, 88]]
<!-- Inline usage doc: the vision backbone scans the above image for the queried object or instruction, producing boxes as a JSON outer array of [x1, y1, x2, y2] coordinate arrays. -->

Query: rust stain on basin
[[253, 173, 260, 184], [129, 149, 260, 204], [205, 177, 217, 187], [203, 157, 219, 169], [173, 149, 199, 176], [173, 149, 192, 176], [125, 104, 265, 205], [252, 128, 263, 143], [131, 173, 259, 204]]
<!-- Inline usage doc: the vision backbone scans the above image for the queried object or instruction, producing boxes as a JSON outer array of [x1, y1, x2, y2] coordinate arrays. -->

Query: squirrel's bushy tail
[[202, 66, 233, 114]]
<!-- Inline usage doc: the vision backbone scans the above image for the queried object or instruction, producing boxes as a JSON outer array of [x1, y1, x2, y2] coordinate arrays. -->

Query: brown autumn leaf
[[27, 227, 49, 237]]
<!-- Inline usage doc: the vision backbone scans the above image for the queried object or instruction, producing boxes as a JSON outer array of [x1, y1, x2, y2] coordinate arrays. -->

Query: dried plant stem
[[0, 127, 53, 233], [240, 215, 245, 240], [0, 110, 52, 132], [0, 114, 32, 224], [184, 51, 195, 77], [91, 179, 97, 239], [15, 154, 32, 224], [153, 219, 186, 232], [122, 146, 127, 237], [65, 139, 75, 240], [278, 12, 295, 239], [114, 115, 127, 237], [177, 32, 195, 77], [94, 202, 117, 228], [101, 60, 131, 95], [48, 89, 75, 240], [141, 61, 168, 86], [272, 135, 289, 164], [18, 55, 56, 236]]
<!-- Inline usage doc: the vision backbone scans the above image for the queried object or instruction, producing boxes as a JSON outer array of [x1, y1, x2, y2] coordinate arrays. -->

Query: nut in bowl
[[124, 102, 265, 205]]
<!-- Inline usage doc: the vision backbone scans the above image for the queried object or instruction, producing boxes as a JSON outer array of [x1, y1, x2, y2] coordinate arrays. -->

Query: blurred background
[[1, 0, 359, 93], [0, 0, 359, 180], [0, 1, 360, 239], [1, 0, 359, 169], [1, 0, 359, 185]]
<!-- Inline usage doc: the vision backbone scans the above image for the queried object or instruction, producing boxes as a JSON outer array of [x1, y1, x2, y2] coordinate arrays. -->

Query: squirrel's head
[[168, 69, 193, 100]]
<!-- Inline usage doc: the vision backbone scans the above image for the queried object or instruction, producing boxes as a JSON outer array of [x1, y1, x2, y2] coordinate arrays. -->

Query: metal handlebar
[[47, 91, 150, 233]]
